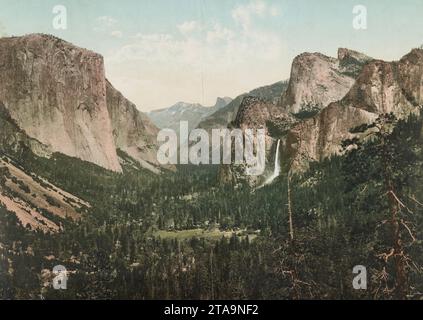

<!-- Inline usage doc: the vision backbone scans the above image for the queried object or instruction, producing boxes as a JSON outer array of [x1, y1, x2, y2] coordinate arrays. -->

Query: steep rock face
[[234, 96, 295, 134], [286, 102, 376, 170], [0, 102, 52, 158], [343, 49, 423, 116], [234, 96, 283, 167], [221, 48, 422, 184], [286, 49, 423, 171], [338, 48, 373, 78], [220, 49, 369, 185], [281, 49, 372, 115], [0, 34, 122, 172], [106, 80, 161, 173], [397, 49, 423, 106], [198, 82, 289, 186], [234, 96, 277, 129], [219, 96, 294, 186]]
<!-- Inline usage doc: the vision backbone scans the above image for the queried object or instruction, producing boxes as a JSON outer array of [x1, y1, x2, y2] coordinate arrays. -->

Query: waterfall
[[264, 139, 281, 186]]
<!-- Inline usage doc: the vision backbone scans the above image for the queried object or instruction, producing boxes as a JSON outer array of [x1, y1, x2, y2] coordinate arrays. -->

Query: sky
[[1, 0, 423, 111]]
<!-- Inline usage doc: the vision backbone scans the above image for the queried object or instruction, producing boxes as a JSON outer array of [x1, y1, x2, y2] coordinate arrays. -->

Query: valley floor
[[1, 114, 423, 300]]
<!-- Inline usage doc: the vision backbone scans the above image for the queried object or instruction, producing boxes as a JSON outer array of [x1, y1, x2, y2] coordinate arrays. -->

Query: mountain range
[[147, 97, 232, 134], [1, 33, 422, 300], [1, 33, 423, 225]]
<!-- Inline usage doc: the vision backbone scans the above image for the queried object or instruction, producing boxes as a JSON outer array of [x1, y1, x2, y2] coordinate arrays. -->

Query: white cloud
[[232, 0, 280, 30], [93, 16, 118, 32], [94, 16, 124, 38], [177, 20, 200, 36], [270, 6, 280, 17], [105, 3, 285, 111], [111, 30, 123, 38], [206, 23, 235, 43]]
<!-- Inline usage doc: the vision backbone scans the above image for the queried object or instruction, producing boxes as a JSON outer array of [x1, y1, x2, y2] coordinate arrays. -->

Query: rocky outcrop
[[106, 80, 161, 173], [234, 96, 277, 129], [0, 34, 163, 173], [220, 48, 422, 185], [286, 102, 376, 170], [219, 49, 368, 185], [0, 102, 52, 158], [286, 49, 423, 171], [281, 49, 372, 115], [198, 81, 289, 132], [196, 82, 289, 186], [0, 34, 122, 172], [338, 48, 373, 78], [218, 96, 295, 187]]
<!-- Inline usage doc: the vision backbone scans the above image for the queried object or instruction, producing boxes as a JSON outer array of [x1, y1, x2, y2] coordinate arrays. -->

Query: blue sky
[[1, 0, 423, 111]]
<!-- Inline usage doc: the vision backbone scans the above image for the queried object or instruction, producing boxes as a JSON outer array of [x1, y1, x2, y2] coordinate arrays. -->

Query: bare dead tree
[[287, 169, 294, 241]]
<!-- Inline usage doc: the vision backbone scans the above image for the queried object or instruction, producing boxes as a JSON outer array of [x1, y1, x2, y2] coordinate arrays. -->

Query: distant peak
[[216, 96, 232, 102], [214, 97, 232, 109]]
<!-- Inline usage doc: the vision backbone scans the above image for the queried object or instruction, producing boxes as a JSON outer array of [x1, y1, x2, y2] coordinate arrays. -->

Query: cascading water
[[263, 139, 281, 186]]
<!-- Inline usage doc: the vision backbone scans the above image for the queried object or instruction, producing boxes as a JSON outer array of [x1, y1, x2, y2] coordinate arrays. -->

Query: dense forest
[[0, 113, 422, 300]]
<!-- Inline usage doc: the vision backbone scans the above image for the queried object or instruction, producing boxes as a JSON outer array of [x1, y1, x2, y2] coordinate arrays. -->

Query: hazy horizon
[[1, 0, 423, 111]]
